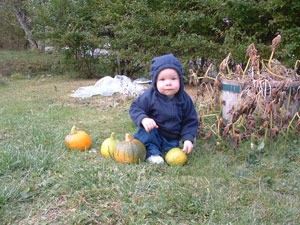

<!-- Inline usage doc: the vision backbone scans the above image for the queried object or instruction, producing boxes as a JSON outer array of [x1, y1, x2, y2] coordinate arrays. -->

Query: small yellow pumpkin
[[64, 125, 92, 151], [165, 148, 187, 166], [100, 132, 119, 158], [114, 133, 146, 164]]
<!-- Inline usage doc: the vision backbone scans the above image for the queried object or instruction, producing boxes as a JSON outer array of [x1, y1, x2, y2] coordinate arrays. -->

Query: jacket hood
[[150, 54, 184, 97]]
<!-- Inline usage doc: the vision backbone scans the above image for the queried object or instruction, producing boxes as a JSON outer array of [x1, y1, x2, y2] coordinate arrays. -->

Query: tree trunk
[[13, 5, 38, 49]]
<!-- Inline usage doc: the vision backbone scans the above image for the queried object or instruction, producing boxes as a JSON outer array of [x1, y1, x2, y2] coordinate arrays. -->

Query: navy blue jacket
[[129, 54, 198, 142]]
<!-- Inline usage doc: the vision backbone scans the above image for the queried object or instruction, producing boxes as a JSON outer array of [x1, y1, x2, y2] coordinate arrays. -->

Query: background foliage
[[0, 0, 299, 77]]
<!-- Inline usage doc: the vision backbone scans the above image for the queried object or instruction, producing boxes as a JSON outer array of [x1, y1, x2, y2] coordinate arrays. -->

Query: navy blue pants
[[134, 128, 179, 158]]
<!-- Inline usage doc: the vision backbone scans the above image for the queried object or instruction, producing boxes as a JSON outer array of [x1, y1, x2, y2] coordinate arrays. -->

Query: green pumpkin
[[114, 133, 146, 164]]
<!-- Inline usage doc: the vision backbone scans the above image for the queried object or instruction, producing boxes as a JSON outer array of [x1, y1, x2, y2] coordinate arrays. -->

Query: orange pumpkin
[[114, 133, 146, 164], [65, 126, 92, 151]]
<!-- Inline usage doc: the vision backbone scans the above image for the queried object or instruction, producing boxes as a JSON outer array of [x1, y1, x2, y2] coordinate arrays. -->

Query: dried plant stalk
[[268, 34, 281, 67], [219, 53, 231, 76], [245, 43, 260, 76]]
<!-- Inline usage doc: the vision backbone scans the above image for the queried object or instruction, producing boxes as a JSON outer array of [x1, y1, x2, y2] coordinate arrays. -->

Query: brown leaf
[[235, 65, 243, 75], [224, 123, 233, 136], [264, 101, 273, 115], [270, 127, 279, 139], [202, 130, 213, 140], [262, 121, 269, 129]]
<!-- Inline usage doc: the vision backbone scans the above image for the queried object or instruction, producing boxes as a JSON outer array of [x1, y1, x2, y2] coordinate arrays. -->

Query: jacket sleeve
[[129, 91, 151, 127], [181, 93, 199, 142]]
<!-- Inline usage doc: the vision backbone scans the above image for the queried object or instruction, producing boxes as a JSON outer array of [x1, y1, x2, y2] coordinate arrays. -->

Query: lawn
[[0, 76, 299, 224]]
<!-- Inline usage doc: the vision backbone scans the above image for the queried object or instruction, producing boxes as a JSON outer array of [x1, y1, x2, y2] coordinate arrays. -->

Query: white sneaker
[[147, 155, 164, 164]]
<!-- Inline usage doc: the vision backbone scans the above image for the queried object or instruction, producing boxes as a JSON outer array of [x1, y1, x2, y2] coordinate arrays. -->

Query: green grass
[[0, 50, 65, 77], [0, 76, 299, 224]]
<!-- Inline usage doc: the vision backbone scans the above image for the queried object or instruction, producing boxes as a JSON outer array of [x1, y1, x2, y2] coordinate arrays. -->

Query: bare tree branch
[[13, 3, 38, 49]]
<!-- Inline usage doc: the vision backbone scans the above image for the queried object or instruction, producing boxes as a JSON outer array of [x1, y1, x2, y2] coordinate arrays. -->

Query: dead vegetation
[[192, 35, 300, 147]]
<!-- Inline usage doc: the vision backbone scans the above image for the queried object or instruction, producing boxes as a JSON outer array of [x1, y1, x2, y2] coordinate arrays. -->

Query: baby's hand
[[182, 140, 193, 154], [141, 118, 159, 132]]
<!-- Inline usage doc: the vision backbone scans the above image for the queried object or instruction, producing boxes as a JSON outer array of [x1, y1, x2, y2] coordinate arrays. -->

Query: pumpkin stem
[[125, 133, 132, 142], [110, 132, 115, 139], [70, 125, 77, 135]]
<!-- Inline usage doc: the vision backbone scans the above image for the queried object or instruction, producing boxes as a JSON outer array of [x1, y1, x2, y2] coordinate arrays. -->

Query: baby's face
[[156, 68, 180, 97]]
